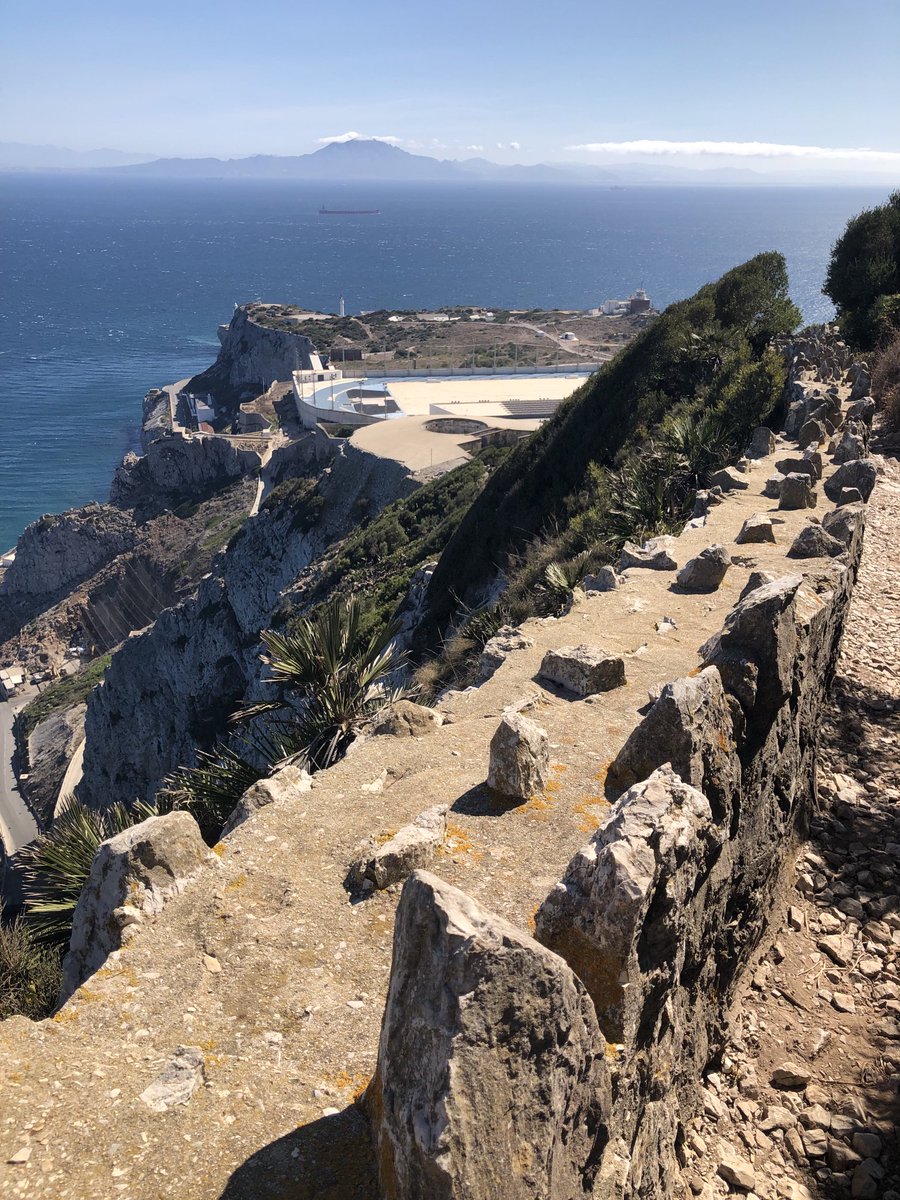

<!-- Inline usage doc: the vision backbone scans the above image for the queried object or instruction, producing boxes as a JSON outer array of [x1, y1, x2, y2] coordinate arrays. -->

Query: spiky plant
[[19, 797, 156, 948], [236, 596, 405, 773], [661, 411, 731, 487], [605, 447, 692, 544], [542, 552, 593, 613], [0, 902, 62, 1020]]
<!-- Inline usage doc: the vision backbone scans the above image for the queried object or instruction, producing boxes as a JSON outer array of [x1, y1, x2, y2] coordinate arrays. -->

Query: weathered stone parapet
[[61, 811, 216, 1001], [370, 870, 611, 1200]]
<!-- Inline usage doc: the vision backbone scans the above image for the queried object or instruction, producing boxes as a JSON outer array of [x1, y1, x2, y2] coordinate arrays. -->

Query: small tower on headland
[[339, 295, 345, 318]]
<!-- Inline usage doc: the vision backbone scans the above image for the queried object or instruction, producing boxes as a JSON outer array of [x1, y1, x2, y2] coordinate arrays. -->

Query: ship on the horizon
[[318, 205, 381, 216]]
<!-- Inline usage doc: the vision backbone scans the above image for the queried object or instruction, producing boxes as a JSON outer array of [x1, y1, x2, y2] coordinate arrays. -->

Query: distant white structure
[[339, 295, 345, 318], [186, 393, 216, 428], [599, 289, 653, 317], [560, 331, 578, 342]]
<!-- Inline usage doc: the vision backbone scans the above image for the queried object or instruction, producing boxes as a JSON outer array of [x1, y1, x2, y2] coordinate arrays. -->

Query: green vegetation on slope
[[281, 445, 509, 640], [825, 191, 900, 350], [19, 654, 112, 740], [421, 253, 799, 640]]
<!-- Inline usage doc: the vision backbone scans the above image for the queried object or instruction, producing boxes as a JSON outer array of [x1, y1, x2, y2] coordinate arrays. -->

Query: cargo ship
[[318, 206, 380, 215]]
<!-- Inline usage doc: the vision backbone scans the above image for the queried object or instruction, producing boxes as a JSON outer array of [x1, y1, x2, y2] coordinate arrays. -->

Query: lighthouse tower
[[339, 294, 345, 318]]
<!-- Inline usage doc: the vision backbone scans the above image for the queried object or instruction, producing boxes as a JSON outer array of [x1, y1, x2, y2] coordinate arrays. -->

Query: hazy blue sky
[[2, 0, 899, 178]]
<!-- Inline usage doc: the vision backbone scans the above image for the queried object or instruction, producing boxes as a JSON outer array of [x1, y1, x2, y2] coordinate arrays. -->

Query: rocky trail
[[681, 451, 900, 1200]]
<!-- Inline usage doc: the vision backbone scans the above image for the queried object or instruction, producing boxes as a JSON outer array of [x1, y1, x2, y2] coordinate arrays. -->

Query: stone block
[[538, 644, 626, 696], [373, 871, 610, 1200], [351, 805, 448, 889], [375, 700, 445, 738], [709, 466, 749, 492], [487, 711, 549, 799], [798, 419, 828, 449], [222, 763, 312, 835], [779, 473, 817, 510], [787, 524, 846, 559], [832, 428, 866, 465], [822, 503, 866, 548], [824, 458, 876, 503], [746, 426, 775, 458], [675, 544, 731, 592], [62, 811, 214, 1001], [735, 514, 775, 545], [582, 565, 621, 593], [618, 535, 678, 571], [479, 628, 536, 680]]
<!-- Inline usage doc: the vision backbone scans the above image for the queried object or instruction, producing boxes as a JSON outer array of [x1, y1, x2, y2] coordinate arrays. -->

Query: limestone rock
[[618, 535, 678, 571], [478, 627, 536, 680], [717, 1154, 756, 1191], [609, 667, 739, 819], [699, 573, 807, 721], [739, 569, 777, 600], [735, 514, 776, 545], [487, 711, 549, 799], [776, 455, 819, 481], [222, 763, 313, 836], [709, 466, 749, 492], [832, 427, 867, 465], [675, 544, 731, 592], [538, 644, 625, 696], [779, 473, 818, 510], [746, 426, 775, 458], [771, 1061, 810, 1089], [787, 523, 845, 560], [583, 565, 621, 593], [536, 766, 717, 1042], [374, 699, 445, 737], [798, 418, 828, 449], [846, 395, 875, 425], [824, 458, 876, 503], [352, 806, 448, 889], [848, 364, 870, 400], [62, 811, 214, 1000], [838, 486, 864, 506], [138, 1045, 205, 1113], [372, 871, 610, 1200], [821, 502, 866, 548], [764, 472, 785, 498]]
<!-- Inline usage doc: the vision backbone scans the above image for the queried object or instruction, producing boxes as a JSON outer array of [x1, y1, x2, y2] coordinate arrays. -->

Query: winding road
[[0, 699, 38, 905]]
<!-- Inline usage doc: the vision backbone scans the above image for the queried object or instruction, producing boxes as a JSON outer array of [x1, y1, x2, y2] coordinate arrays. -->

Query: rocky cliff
[[78, 432, 418, 808], [1, 332, 891, 1199], [109, 432, 262, 515], [189, 304, 319, 403]]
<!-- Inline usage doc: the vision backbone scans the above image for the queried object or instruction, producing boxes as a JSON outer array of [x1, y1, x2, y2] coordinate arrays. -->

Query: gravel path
[[681, 453, 900, 1200]]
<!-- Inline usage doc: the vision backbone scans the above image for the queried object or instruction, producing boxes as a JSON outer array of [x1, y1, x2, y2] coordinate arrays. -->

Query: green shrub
[[0, 904, 62, 1020], [824, 191, 900, 348], [19, 655, 112, 740]]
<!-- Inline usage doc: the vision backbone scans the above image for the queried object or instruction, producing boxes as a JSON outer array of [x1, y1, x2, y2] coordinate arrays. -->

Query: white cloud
[[317, 130, 403, 146], [465, 144, 484, 152], [509, 140, 521, 151], [565, 138, 900, 162]]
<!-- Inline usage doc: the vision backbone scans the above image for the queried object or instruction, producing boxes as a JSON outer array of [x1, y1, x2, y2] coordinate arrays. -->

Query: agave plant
[[19, 796, 156, 948], [542, 552, 593, 613], [0, 901, 62, 1020], [605, 446, 692, 544], [662, 411, 731, 488], [159, 735, 284, 836]]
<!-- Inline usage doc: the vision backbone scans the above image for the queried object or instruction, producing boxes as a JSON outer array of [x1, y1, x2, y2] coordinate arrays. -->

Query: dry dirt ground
[[680, 449, 900, 1200]]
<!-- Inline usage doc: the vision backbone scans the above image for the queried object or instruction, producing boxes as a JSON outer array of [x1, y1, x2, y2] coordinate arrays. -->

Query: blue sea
[[0, 175, 889, 551]]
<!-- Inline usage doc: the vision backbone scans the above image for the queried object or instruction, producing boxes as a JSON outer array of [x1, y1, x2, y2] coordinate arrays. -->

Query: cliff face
[[0, 504, 138, 645], [78, 434, 418, 808], [189, 304, 318, 403], [109, 433, 262, 515]]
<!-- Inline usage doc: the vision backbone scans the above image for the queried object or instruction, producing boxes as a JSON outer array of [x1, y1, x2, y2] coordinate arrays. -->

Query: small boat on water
[[319, 206, 380, 216]]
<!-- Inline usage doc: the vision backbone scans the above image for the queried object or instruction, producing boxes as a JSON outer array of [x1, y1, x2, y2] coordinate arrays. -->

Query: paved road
[[0, 699, 38, 906]]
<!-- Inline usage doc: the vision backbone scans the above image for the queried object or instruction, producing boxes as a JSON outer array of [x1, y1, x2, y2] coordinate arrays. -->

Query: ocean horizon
[[0, 175, 890, 551]]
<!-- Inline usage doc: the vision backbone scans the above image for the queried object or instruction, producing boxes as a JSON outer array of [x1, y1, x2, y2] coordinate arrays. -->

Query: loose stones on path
[[487, 711, 549, 799], [736, 514, 776, 545], [538, 644, 626, 697], [780, 473, 818, 510], [675, 544, 731, 591]]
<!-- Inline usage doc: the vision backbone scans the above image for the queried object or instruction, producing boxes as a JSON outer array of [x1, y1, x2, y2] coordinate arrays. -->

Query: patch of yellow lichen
[[51, 1007, 79, 1025], [225, 872, 248, 892], [573, 795, 612, 834], [439, 822, 484, 863], [374, 829, 398, 846], [592, 761, 612, 786], [543, 779, 562, 795], [551, 763, 568, 773], [211, 842, 226, 857]]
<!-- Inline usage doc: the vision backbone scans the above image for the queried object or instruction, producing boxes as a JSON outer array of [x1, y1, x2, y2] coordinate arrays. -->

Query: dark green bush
[[824, 191, 900, 348]]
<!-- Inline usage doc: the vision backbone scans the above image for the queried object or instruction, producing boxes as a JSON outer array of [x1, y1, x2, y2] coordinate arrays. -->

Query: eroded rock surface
[[487, 711, 549, 799], [371, 870, 611, 1200], [538, 644, 626, 696]]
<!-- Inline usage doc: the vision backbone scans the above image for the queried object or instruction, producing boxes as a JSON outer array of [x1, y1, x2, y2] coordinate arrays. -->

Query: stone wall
[[368, 330, 874, 1198]]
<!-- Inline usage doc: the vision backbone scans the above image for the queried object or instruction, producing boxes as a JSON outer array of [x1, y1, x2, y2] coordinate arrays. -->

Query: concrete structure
[[0, 669, 24, 700], [185, 392, 216, 429], [629, 288, 652, 315]]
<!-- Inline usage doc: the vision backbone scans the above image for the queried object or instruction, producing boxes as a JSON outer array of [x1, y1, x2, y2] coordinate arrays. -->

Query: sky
[[2, 0, 899, 180]]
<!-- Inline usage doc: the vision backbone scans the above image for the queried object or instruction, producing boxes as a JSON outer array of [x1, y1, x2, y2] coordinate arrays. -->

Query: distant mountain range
[[2, 137, 767, 185]]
